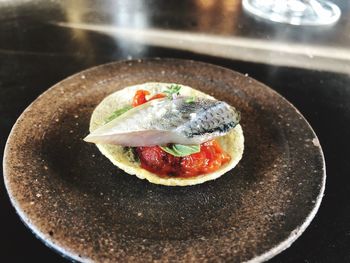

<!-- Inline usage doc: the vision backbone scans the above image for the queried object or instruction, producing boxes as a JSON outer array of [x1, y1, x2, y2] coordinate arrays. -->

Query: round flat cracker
[[89, 82, 244, 186]]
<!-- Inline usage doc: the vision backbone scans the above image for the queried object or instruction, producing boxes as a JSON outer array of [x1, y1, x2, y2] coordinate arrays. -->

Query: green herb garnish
[[161, 144, 200, 157], [105, 105, 132, 123], [123, 147, 140, 163], [185, 96, 195, 103], [164, 84, 181, 100]]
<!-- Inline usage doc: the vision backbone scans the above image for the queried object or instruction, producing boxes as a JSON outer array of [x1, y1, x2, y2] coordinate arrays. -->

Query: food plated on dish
[[3, 59, 325, 262], [85, 82, 244, 186]]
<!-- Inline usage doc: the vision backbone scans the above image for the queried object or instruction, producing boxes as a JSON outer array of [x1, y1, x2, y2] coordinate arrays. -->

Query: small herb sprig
[[185, 96, 195, 103], [164, 84, 181, 100], [161, 144, 200, 157]]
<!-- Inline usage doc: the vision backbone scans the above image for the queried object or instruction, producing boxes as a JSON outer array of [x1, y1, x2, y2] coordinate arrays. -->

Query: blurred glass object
[[242, 0, 341, 25]]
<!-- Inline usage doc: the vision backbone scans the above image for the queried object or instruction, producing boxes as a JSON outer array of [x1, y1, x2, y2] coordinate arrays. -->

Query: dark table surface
[[1, 0, 350, 262]]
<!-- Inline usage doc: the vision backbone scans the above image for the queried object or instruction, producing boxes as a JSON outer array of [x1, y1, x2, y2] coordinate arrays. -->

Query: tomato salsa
[[131, 89, 231, 178]]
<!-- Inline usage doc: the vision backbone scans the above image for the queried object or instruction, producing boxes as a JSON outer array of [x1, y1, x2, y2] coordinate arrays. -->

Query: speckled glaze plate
[[3, 59, 325, 263]]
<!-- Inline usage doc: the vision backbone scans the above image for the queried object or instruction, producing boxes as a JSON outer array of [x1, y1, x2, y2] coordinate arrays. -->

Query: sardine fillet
[[85, 96, 240, 146]]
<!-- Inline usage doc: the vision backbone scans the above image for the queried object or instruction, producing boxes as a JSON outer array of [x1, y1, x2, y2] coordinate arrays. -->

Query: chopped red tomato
[[136, 140, 231, 178], [132, 90, 166, 107], [136, 146, 181, 176], [180, 140, 231, 177], [132, 90, 150, 107], [149, 93, 166, 100]]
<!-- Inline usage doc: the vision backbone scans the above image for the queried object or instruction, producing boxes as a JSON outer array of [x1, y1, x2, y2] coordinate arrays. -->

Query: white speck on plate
[[312, 138, 320, 147]]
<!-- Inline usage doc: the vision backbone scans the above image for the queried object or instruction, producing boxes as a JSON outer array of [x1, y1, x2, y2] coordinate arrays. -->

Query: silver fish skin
[[84, 97, 240, 146]]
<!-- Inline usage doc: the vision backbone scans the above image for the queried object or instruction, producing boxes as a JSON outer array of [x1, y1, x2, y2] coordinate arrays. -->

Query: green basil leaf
[[105, 105, 132, 123], [164, 84, 181, 99], [185, 96, 195, 103], [161, 144, 200, 157]]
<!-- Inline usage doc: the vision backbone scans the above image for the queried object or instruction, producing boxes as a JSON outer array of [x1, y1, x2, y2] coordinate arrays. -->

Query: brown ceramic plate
[[3, 59, 325, 262]]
